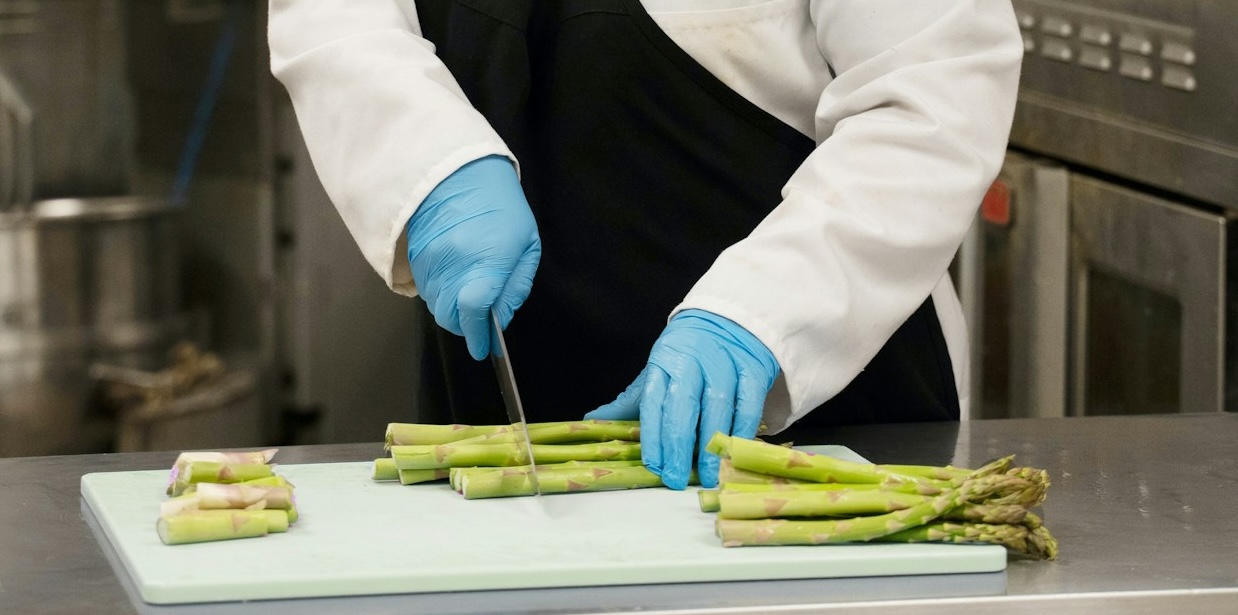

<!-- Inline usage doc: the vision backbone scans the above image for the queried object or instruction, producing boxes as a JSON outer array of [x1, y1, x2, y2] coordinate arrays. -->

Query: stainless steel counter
[[2, 414, 1236, 614]]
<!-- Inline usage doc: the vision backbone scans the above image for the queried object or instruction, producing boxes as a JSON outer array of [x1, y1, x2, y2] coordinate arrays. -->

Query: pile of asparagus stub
[[372, 420, 658, 498], [156, 449, 298, 545], [373, 421, 1057, 560], [700, 434, 1057, 559]]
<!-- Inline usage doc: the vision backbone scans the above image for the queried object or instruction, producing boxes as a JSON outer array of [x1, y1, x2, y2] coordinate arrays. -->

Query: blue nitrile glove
[[585, 309, 780, 489], [406, 155, 541, 359]]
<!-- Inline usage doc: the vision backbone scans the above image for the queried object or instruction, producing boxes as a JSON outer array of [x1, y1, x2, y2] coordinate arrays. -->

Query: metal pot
[[0, 196, 183, 456]]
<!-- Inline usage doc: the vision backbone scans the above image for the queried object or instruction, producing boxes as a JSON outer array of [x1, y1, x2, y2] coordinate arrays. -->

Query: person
[[269, 0, 1022, 490]]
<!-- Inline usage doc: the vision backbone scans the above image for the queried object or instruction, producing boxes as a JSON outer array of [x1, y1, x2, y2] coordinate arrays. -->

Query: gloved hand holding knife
[[406, 155, 542, 360]]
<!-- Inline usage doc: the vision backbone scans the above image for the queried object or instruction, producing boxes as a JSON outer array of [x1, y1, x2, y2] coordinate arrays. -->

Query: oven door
[[1069, 175, 1230, 415]]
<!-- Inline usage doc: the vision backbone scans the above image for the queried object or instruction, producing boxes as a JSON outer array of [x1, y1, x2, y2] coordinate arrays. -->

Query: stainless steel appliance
[[0, 197, 186, 456], [0, 0, 132, 206], [961, 0, 1238, 418]]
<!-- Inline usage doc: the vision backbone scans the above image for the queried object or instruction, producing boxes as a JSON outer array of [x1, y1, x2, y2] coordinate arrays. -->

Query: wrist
[[672, 309, 780, 378], [406, 154, 519, 238]]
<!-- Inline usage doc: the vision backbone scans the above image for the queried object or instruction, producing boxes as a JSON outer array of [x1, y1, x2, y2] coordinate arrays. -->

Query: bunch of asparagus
[[157, 449, 300, 545], [372, 420, 681, 498], [697, 434, 1058, 560]]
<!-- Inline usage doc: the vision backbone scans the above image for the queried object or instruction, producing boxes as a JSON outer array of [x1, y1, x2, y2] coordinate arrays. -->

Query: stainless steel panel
[[1068, 176, 1228, 415], [1009, 0, 1238, 209], [960, 154, 1070, 420], [0, 197, 184, 456], [0, 0, 133, 199]]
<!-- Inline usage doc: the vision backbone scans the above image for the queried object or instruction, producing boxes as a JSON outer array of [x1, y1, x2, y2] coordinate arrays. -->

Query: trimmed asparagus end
[[156, 510, 269, 545]]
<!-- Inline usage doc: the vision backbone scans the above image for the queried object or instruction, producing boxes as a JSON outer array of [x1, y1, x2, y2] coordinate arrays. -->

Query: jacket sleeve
[[268, 0, 515, 295], [673, 0, 1023, 431]]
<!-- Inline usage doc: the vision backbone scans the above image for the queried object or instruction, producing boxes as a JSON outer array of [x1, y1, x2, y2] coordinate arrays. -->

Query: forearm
[[676, 0, 1023, 429], [268, 0, 514, 295]]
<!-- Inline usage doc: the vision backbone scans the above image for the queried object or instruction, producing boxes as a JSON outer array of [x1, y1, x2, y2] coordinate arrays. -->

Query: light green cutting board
[[80, 445, 1006, 605]]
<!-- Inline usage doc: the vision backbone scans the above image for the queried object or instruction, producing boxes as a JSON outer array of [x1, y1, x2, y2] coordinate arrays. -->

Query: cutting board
[[81, 445, 1006, 605]]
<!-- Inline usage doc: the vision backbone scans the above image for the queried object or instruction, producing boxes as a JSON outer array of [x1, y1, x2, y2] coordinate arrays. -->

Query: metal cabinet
[[960, 156, 1234, 419], [1069, 176, 1230, 415]]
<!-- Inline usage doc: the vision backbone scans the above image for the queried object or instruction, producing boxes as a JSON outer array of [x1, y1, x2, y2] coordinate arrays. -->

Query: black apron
[[412, 0, 960, 435]]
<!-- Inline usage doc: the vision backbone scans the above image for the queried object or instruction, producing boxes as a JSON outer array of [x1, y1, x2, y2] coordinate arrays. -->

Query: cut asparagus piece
[[241, 475, 295, 489], [451, 420, 641, 445], [459, 465, 690, 499], [166, 450, 278, 495], [195, 482, 293, 510], [159, 484, 293, 516], [169, 462, 276, 497], [156, 510, 269, 545], [390, 440, 641, 470], [372, 458, 399, 481], [173, 449, 278, 467], [450, 460, 644, 492], [398, 468, 450, 486], [699, 489, 721, 513], [171, 509, 290, 533]]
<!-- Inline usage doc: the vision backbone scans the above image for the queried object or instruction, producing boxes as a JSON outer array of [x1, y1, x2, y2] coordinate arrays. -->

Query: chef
[[268, 0, 1022, 490]]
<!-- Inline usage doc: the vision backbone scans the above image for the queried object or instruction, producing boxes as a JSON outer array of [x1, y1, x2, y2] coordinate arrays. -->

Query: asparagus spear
[[1027, 525, 1060, 560], [717, 489, 929, 520], [706, 434, 923, 485], [156, 510, 270, 545], [715, 478, 987, 546], [719, 480, 945, 497], [372, 458, 399, 481], [879, 463, 971, 481], [449, 460, 646, 492], [944, 503, 1029, 525], [718, 459, 811, 485], [459, 464, 692, 499], [876, 521, 1058, 560], [708, 485, 1034, 522], [390, 440, 641, 470], [385, 423, 517, 447], [451, 420, 641, 445]]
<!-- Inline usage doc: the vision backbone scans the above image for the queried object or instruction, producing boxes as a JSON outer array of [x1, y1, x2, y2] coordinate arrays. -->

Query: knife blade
[[490, 310, 541, 495]]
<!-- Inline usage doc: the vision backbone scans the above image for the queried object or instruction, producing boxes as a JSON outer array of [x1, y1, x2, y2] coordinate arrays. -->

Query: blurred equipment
[[92, 342, 260, 453], [960, 0, 1238, 418], [0, 0, 132, 203], [0, 197, 191, 456]]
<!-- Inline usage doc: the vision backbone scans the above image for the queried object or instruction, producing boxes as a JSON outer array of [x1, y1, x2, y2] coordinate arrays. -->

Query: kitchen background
[[0, 0, 1233, 457]]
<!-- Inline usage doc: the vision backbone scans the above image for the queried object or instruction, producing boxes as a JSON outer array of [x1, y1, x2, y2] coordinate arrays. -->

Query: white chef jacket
[[268, 0, 1023, 431]]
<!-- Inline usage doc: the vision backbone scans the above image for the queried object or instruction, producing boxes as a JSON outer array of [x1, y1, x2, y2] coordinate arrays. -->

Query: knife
[[490, 310, 541, 495]]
